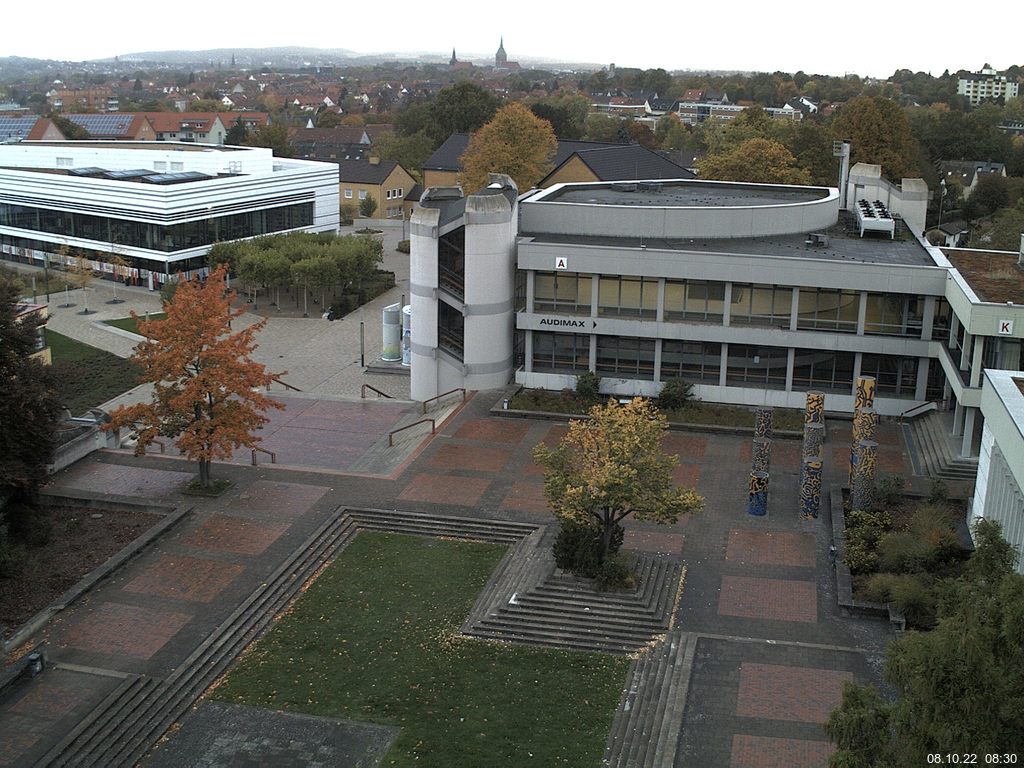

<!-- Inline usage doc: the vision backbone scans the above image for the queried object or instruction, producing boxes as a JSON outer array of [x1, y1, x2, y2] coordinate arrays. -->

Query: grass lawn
[[213, 531, 629, 768], [102, 312, 165, 335], [511, 388, 805, 431], [47, 330, 140, 414]]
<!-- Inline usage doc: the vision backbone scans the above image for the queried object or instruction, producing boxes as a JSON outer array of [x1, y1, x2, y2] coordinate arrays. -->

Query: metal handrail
[[270, 377, 302, 392], [898, 400, 941, 425], [388, 418, 435, 446], [251, 446, 277, 466], [361, 384, 394, 399], [421, 387, 466, 414]]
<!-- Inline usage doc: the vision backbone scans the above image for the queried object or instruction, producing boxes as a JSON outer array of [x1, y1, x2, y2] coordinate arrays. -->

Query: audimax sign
[[538, 317, 597, 328]]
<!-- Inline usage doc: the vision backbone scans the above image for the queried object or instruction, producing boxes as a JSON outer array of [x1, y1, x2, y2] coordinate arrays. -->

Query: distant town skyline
[[8, 1, 1022, 80]]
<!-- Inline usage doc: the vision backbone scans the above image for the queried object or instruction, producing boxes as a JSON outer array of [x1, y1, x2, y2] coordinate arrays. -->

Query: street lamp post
[[938, 178, 947, 229]]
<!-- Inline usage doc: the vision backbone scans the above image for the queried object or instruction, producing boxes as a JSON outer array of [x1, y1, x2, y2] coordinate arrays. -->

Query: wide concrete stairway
[[603, 630, 695, 768], [903, 410, 978, 482], [36, 509, 537, 768], [463, 543, 685, 655]]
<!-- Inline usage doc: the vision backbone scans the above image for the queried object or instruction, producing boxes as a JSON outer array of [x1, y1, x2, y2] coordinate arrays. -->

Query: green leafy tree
[[970, 199, 1024, 249], [426, 82, 499, 145], [49, 113, 90, 140], [583, 113, 622, 143], [224, 116, 249, 145], [0, 278, 60, 505], [698, 138, 812, 185], [827, 519, 1024, 764], [533, 398, 704, 562], [460, 102, 557, 193], [359, 194, 378, 218], [244, 123, 293, 157], [372, 131, 433, 182]]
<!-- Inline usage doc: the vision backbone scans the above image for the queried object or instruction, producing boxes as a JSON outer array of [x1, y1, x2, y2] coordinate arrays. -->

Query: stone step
[[531, 560, 677, 615], [463, 529, 550, 631], [625, 634, 683, 768], [61, 677, 161, 767], [650, 631, 693, 768], [464, 626, 640, 654], [349, 510, 532, 545], [51, 512, 359, 768], [486, 604, 665, 636], [474, 610, 659, 642], [509, 595, 667, 625], [349, 508, 537, 539], [110, 516, 361, 767]]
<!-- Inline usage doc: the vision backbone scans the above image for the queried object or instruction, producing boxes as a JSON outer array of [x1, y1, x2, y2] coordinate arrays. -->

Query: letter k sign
[[998, 319, 1013, 335], [554, 256, 568, 270]]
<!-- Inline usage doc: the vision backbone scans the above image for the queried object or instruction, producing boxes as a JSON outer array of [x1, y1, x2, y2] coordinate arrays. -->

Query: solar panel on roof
[[103, 169, 154, 180], [67, 114, 134, 136], [68, 167, 108, 177], [139, 171, 213, 185]]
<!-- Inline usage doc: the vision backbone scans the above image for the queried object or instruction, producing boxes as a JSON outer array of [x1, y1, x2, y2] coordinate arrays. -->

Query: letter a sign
[[554, 256, 568, 270], [998, 319, 1013, 335]]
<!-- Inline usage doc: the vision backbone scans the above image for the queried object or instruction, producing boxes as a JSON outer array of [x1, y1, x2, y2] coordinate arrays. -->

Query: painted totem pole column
[[751, 437, 772, 473], [747, 471, 769, 516], [850, 439, 878, 511], [805, 391, 825, 424], [800, 456, 823, 518], [802, 422, 825, 459], [754, 407, 774, 439], [852, 407, 878, 444], [855, 376, 877, 410]]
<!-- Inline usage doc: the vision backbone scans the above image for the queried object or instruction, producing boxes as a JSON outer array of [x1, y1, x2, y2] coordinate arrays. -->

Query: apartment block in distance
[[957, 64, 1020, 105]]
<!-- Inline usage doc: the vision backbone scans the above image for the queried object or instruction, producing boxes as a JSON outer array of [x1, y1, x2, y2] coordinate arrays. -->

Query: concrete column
[[747, 471, 769, 516], [953, 400, 965, 437], [852, 407, 878, 443], [656, 278, 666, 322], [525, 270, 535, 313], [590, 274, 599, 319], [754, 407, 774, 438], [722, 283, 732, 326], [805, 391, 825, 423], [921, 296, 936, 341], [962, 407, 977, 458], [785, 348, 795, 392], [960, 331, 972, 371], [752, 437, 772, 472], [789, 287, 799, 331], [800, 457, 823, 518], [524, 330, 534, 372], [852, 352, 862, 395], [857, 291, 868, 335], [589, 334, 597, 373], [654, 338, 663, 382], [803, 422, 825, 459], [855, 376, 876, 410], [970, 336, 985, 388], [915, 357, 930, 401], [949, 313, 960, 349], [719, 343, 728, 387]]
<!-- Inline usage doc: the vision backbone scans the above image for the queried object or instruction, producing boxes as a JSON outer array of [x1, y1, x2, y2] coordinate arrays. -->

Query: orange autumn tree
[[105, 265, 283, 487]]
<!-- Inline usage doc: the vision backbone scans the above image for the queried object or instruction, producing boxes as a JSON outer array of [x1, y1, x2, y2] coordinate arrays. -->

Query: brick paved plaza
[[0, 388, 900, 767]]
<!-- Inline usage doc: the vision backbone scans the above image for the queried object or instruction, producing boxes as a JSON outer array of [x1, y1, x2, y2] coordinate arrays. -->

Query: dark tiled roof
[[289, 126, 368, 144], [405, 184, 423, 202], [551, 144, 695, 183], [336, 159, 399, 184], [423, 133, 626, 172]]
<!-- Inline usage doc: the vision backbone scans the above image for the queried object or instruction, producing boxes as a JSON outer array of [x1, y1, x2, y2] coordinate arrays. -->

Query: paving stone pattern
[[2, 392, 899, 767]]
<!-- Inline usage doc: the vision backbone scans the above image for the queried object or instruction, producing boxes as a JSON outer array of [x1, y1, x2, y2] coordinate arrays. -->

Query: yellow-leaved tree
[[459, 102, 557, 194], [698, 137, 812, 185], [533, 398, 704, 568]]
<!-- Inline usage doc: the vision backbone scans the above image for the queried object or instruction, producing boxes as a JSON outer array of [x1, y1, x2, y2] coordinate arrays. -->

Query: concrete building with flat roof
[[971, 369, 1024, 573], [409, 170, 1024, 459], [0, 141, 339, 288]]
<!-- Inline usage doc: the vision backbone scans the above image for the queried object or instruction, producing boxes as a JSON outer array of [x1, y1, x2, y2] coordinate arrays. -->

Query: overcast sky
[[7, 1, 1021, 79]]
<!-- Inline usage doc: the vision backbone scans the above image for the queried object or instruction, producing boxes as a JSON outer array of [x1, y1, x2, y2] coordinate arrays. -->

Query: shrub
[[843, 508, 894, 574], [159, 278, 179, 304], [594, 555, 637, 591], [928, 478, 949, 505], [908, 504, 960, 564], [553, 519, 624, 578], [873, 475, 906, 510], [575, 372, 601, 400], [658, 379, 694, 411], [861, 572, 899, 602], [339, 202, 357, 225], [888, 574, 936, 628], [396, 239, 410, 254], [877, 531, 936, 573]]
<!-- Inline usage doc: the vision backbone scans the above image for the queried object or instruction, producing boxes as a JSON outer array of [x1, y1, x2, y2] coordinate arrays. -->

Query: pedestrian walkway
[[0, 391, 899, 768]]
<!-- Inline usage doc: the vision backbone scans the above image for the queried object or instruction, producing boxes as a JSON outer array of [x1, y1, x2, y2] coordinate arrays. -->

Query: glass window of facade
[[532, 331, 590, 373], [438, 301, 464, 359], [864, 293, 923, 336], [731, 283, 792, 328], [931, 298, 952, 340], [860, 354, 918, 398], [725, 344, 788, 389], [661, 340, 721, 382], [664, 279, 725, 323], [0, 202, 314, 253], [534, 271, 592, 315], [596, 335, 655, 379], [791, 348, 856, 393], [796, 287, 860, 332], [598, 276, 658, 319]]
